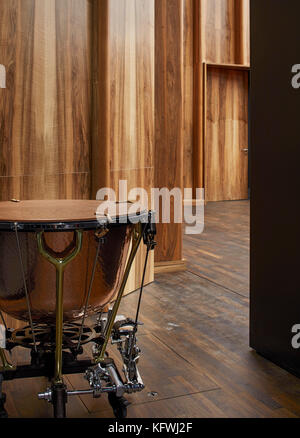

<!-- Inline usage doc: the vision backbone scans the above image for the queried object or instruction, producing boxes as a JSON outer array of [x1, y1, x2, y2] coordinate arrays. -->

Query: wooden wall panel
[[92, 0, 154, 200], [92, 0, 155, 289], [154, 0, 183, 265], [235, 0, 250, 66], [193, 0, 204, 191], [0, 0, 92, 195], [0, 174, 90, 202], [201, 0, 250, 65], [204, 66, 249, 201], [183, 0, 194, 191]]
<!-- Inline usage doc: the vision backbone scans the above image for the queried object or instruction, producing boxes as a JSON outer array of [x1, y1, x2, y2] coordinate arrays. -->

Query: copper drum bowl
[[0, 200, 145, 324]]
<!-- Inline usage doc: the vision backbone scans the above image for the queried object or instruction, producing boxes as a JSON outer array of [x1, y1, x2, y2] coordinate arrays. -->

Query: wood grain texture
[[201, 0, 250, 65], [193, 0, 250, 195], [0, 174, 90, 202], [154, 259, 186, 274], [193, 0, 205, 191], [155, 0, 183, 263], [235, 0, 250, 66], [0, 0, 92, 185], [92, 0, 154, 201], [92, 0, 155, 288], [205, 62, 250, 70], [0, 199, 138, 223], [184, 200, 249, 296], [204, 65, 249, 201], [182, 0, 194, 191]]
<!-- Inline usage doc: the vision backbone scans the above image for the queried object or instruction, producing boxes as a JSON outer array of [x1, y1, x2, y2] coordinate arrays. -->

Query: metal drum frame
[[0, 211, 156, 418]]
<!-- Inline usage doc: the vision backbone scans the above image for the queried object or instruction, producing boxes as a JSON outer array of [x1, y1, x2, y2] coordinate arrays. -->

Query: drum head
[[0, 200, 148, 231]]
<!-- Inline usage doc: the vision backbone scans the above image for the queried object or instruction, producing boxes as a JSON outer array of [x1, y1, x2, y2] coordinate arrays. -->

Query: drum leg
[[108, 392, 129, 419], [37, 230, 83, 417], [54, 266, 65, 384], [52, 383, 67, 419]]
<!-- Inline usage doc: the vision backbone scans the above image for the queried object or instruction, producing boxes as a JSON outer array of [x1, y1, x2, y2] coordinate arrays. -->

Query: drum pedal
[[111, 318, 143, 344]]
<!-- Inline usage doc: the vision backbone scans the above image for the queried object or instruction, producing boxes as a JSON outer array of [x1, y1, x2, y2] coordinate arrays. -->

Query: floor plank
[[67, 333, 218, 414], [184, 200, 250, 296]]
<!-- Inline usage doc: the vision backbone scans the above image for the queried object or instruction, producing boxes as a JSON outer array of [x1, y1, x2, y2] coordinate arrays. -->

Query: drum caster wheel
[[108, 393, 129, 419], [0, 393, 8, 419], [52, 384, 67, 418]]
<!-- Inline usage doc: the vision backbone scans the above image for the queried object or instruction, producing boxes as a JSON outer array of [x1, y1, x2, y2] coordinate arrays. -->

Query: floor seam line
[[149, 332, 222, 390], [92, 387, 222, 414], [151, 332, 197, 367], [129, 387, 222, 407], [185, 269, 249, 300], [65, 376, 92, 414]]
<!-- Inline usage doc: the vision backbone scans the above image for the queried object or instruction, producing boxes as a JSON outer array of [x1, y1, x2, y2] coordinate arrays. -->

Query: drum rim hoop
[[0, 210, 150, 232]]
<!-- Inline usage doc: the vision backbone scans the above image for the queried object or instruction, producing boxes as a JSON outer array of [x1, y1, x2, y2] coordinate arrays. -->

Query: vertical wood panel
[[92, 0, 154, 200], [202, 0, 235, 64], [204, 66, 249, 201], [91, 0, 109, 191], [235, 0, 250, 66], [182, 0, 194, 191], [193, 0, 204, 191], [155, 0, 183, 263], [201, 0, 250, 65], [0, 0, 92, 192]]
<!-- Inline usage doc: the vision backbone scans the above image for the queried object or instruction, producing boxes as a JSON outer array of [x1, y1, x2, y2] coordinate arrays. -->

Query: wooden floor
[[4, 200, 300, 418], [184, 200, 250, 297]]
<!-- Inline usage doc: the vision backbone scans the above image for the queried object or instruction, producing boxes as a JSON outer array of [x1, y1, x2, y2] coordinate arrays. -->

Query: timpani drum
[[0, 200, 156, 419], [0, 200, 147, 323]]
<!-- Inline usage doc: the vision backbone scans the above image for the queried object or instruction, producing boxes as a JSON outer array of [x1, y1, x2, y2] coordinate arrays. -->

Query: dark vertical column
[[250, 0, 300, 375]]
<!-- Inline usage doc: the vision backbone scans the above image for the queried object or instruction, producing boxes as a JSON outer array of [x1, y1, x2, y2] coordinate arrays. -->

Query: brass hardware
[[241, 148, 248, 153], [15, 223, 37, 352], [10, 199, 20, 203], [37, 230, 83, 384], [94, 228, 109, 240], [95, 223, 143, 363], [8, 323, 96, 349]]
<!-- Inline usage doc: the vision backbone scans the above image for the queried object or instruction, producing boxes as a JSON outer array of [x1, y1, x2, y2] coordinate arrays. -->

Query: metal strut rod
[[37, 230, 83, 384], [76, 233, 103, 352], [14, 223, 37, 353], [126, 218, 156, 373], [95, 223, 144, 363], [128, 239, 151, 365]]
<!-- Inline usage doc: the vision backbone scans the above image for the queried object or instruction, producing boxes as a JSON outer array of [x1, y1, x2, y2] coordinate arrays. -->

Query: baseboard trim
[[154, 259, 186, 274]]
